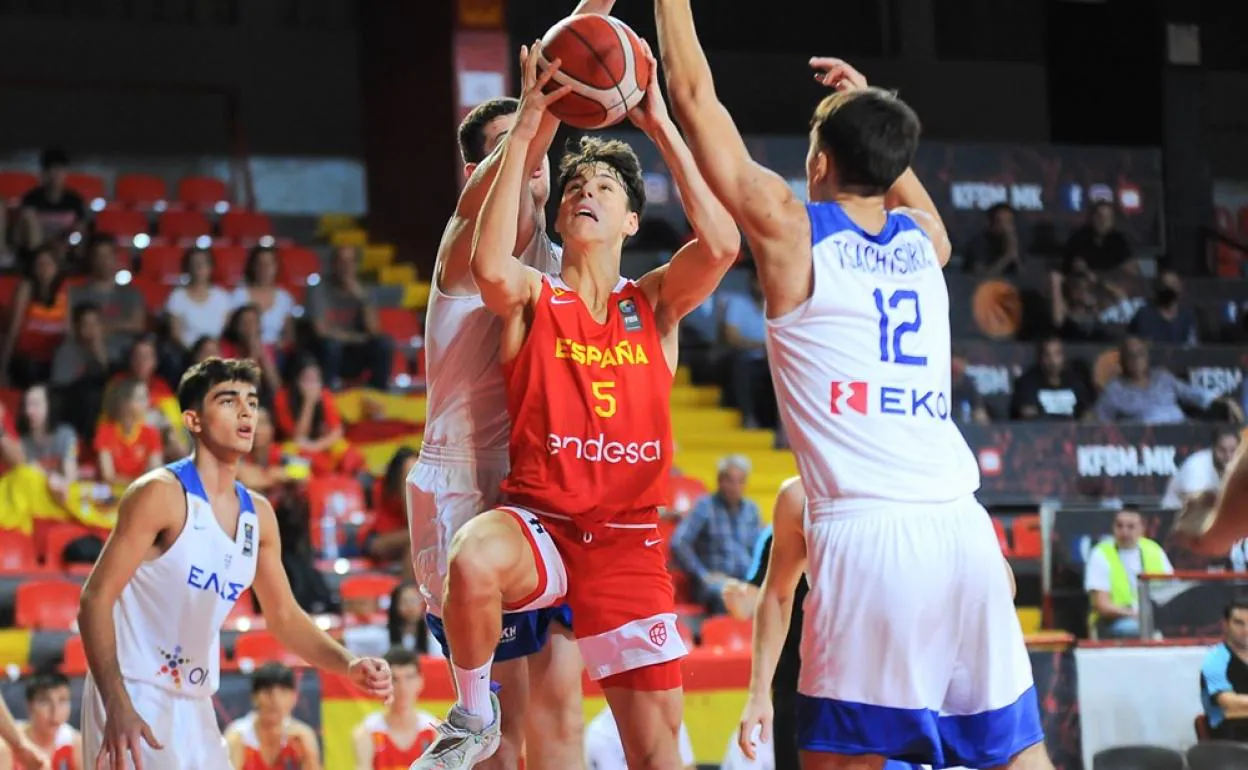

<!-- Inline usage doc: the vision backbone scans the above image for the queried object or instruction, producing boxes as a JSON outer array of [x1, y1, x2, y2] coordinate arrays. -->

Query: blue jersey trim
[[807, 201, 922, 246]]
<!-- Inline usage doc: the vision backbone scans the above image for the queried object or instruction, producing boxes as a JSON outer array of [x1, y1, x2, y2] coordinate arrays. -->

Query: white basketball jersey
[[765, 203, 979, 509], [113, 458, 259, 697], [421, 229, 562, 454]]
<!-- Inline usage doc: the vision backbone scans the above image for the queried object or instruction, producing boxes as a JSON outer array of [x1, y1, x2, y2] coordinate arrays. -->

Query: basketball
[[538, 14, 652, 130]]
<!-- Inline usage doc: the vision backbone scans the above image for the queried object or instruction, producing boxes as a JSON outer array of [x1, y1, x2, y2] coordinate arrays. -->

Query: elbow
[[704, 227, 742, 267], [666, 79, 715, 123]]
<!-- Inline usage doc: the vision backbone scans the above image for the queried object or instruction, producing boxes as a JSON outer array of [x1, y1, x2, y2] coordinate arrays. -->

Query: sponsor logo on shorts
[[156, 645, 209, 689], [548, 433, 662, 464], [500, 625, 518, 644], [648, 622, 668, 647]]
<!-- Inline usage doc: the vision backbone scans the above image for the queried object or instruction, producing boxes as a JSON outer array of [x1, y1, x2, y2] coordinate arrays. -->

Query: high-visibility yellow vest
[[1088, 537, 1166, 629]]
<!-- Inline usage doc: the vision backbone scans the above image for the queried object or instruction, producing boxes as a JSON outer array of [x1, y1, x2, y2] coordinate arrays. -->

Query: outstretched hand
[[627, 39, 672, 136], [810, 57, 869, 91], [512, 41, 575, 143]]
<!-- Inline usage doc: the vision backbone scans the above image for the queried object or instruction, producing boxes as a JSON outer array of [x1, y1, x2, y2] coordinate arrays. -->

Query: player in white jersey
[[405, 4, 615, 769], [77, 358, 393, 770], [653, 5, 1051, 767]]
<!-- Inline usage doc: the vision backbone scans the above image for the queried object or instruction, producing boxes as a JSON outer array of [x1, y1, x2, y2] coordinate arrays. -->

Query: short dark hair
[[557, 136, 646, 216], [383, 645, 421, 670], [810, 88, 920, 196], [177, 357, 262, 412], [987, 202, 1014, 220], [72, 301, 101, 327], [1225, 598, 1248, 620], [251, 661, 296, 693], [458, 97, 520, 165], [40, 148, 68, 171], [24, 670, 70, 703]]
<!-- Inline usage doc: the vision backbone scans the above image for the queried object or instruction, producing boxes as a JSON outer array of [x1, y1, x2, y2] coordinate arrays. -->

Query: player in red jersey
[[410, 40, 740, 770], [353, 647, 440, 769], [0, 671, 80, 770], [224, 662, 320, 770]]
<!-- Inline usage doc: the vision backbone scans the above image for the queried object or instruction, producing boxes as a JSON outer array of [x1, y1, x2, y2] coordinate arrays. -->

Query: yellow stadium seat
[[330, 228, 368, 248], [316, 213, 357, 238], [670, 385, 721, 408], [362, 243, 396, 272], [380, 264, 417, 286], [403, 282, 432, 309], [1016, 607, 1043, 634]]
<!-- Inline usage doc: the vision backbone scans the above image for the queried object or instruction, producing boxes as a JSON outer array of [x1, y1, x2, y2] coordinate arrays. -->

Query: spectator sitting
[[1084, 507, 1173, 639], [273, 356, 363, 476], [1128, 269, 1199, 345], [93, 377, 163, 486], [185, 335, 221, 370], [237, 407, 294, 499], [670, 454, 763, 614], [1063, 201, 1136, 274], [387, 582, 430, 655], [721, 273, 769, 428], [14, 148, 85, 258], [962, 203, 1021, 277], [1162, 428, 1241, 510], [17, 384, 78, 503], [584, 705, 695, 770], [1049, 265, 1124, 342], [0, 670, 81, 769], [1010, 336, 1093, 420], [221, 303, 282, 401], [163, 247, 233, 351], [69, 236, 146, 359], [305, 245, 393, 390], [1201, 600, 1248, 741], [367, 447, 418, 565], [49, 303, 113, 441], [951, 356, 990, 425], [1094, 336, 1242, 425], [108, 335, 187, 458], [231, 245, 295, 352], [0, 244, 68, 388]]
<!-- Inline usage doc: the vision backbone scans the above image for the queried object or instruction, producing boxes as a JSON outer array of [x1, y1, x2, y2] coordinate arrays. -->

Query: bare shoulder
[[246, 490, 279, 538], [891, 206, 946, 245], [117, 468, 183, 522]]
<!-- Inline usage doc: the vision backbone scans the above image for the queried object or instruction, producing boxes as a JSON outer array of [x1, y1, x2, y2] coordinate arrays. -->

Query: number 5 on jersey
[[873, 288, 927, 366], [592, 381, 617, 418]]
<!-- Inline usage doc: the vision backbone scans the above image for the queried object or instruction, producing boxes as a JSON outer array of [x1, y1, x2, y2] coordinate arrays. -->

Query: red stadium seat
[[115, 174, 169, 210], [62, 635, 88, 676], [219, 211, 274, 243], [377, 308, 422, 347], [64, 173, 106, 206], [177, 176, 230, 211], [0, 531, 39, 573], [15, 579, 81, 630], [140, 245, 186, 285], [1011, 514, 1042, 559], [701, 615, 752, 651], [307, 475, 367, 553], [667, 475, 708, 516], [94, 210, 149, 242], [340, 574, 401, 605], [992, 517, 1012, 555], [134, 277, 174, 313], [234, 631, 303, 666], [0, 171, 38, 205], [158, 210, 212, 243], [278, 246, 322, 286], [41, 523, 92, 568], [0, 388, 20, 422], [213, 245, 249, 287]]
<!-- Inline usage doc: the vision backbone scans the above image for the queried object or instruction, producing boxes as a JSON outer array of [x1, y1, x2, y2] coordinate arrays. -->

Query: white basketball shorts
[[82, 674, 228, 770], [797, 495, 1044, 767]]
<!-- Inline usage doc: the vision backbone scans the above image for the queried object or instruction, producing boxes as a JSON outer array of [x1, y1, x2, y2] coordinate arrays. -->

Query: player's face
[[472, 114, 552, 205], [190, 380, 260, 455], [390, 663, 423, 707], [27, 686, 71, 731], [556, 163, 639, 248], [252, 686, 297, 724]]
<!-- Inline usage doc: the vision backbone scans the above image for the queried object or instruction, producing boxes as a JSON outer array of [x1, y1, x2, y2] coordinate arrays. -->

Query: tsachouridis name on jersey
[[554, 338, 650, 368]]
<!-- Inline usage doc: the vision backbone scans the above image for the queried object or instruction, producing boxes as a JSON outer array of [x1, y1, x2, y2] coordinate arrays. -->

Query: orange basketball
[[538, 14, 651, 130], [971, 280, 1023, 340]]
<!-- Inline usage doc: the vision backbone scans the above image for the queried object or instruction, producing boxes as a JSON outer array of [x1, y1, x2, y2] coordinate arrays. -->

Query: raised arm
[[470, 43, 570, 317], [630, 42, 740, 333], [738, 477, 807, 760], [1181, 440, 1248, 556], [438, 0, 617, 293]]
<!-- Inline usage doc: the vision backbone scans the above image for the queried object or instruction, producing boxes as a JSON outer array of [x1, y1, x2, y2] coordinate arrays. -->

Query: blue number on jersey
[[873, 288, 928, 366]]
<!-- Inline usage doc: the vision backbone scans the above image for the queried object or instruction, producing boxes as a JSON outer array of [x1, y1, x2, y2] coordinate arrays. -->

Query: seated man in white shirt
[[1084, 507, 1175, 639], [584, 706, 695, 770], [1162, 428, 1241, 510]]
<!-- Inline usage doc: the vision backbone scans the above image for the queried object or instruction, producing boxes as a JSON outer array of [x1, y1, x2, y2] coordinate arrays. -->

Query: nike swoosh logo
[[643, 537, 663, 547], [551, 298, 577, 305]]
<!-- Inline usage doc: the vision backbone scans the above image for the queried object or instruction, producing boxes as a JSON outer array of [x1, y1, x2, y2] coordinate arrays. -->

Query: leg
[[602, 680, 684, 770], [317, 335, 345, 387], [525, 617, 585, 770], [481, 657, 528, 770], [728, 350, 760, 427], [365, 332, 395, 390], [988, 741, 1054, 770], [800, 753, 884, 770]]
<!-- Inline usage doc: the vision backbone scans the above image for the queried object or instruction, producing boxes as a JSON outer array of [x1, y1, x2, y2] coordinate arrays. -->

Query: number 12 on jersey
[[873, 288, 927, 366]]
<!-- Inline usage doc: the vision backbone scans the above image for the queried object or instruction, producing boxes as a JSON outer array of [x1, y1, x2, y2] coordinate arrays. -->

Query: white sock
[[452, 658, 495, 724]]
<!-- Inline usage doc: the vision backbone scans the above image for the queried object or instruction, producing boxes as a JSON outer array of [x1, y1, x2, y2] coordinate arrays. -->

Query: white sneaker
[[409, 691, 502, 769]]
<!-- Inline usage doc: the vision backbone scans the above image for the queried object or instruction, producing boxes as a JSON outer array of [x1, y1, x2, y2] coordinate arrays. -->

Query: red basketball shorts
[[497, 505, 686, 689]]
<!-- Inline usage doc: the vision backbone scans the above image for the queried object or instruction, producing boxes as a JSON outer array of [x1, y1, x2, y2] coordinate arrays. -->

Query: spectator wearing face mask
[[1128, 269, 1199, 345]]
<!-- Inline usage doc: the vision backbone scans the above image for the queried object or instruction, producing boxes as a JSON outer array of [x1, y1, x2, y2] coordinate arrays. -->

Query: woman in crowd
[[232, 245, 295, 354], [367, 447, 418, 565], [16, 383, 78, 503], [94, 377, 163, 486], [0, 244, 68, 388], [163, 246, 232, 351], [273, 356, 362, 476], [221, 303, 282, 400]]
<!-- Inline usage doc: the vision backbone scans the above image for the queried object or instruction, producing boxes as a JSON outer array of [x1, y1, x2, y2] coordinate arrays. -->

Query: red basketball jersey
[[501, 276, 673, 526], [362, 711, 439, 769]]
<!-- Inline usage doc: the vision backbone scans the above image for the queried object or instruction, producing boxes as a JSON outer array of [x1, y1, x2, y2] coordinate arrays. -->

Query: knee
[[370, 333, 395, 356], [446, 514, 523, 602]]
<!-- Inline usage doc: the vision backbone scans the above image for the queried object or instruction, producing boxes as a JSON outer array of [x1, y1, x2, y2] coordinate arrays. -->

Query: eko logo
[[830, 381, 868, 415], [547, 433, 662, 464], [830, 381, 951, 420]]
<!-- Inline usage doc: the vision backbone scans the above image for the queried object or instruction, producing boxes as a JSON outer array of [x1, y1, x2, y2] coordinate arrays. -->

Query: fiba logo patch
[[242, 522, 255, 556], [618, 298, 642, 332], [648, 622, 668, 647]]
